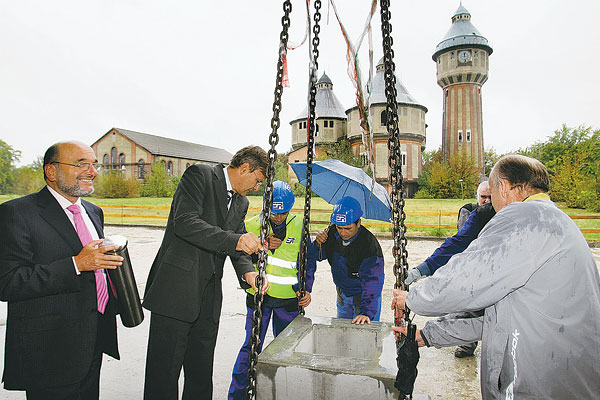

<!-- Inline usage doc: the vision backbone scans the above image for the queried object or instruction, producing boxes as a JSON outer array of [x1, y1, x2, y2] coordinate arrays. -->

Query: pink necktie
[[67, 204, 109, 314]]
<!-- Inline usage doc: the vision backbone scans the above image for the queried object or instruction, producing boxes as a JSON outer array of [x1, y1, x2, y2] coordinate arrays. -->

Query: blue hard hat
[[268, 181, 295, 213], [330, 196, 363, 225]]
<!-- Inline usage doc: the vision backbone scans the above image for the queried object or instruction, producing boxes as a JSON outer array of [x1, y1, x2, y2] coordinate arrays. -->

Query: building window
[[466, 129, 471, 142], [298, 122, 302, 129], [138, 159, 145, 179], [401, 152, 407, 167], [111, 147, 117, 169], [303, 121, 307, 129], [360, 153, 368, 167], [119, 153, 125, 169], [450, 51, 455, 59], [167, 161, 173, 176], [474, 50, 478, 57], [381, 110, 387, 126], [314, 124, 319, 137], [458, 130, 463, 142], [103, 154, 109, 166], [330, 120, 334, 128]]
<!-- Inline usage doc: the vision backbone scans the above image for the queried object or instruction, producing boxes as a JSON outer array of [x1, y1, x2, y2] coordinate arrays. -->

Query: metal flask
[[103, 235, 144, 327]]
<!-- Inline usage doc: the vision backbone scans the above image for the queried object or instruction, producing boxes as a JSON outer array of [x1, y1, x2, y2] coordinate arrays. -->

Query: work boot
[[454, 342, 477, 358]]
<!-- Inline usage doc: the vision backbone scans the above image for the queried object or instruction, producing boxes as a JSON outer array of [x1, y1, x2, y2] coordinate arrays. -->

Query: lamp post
[[459, 179, 464, 200]]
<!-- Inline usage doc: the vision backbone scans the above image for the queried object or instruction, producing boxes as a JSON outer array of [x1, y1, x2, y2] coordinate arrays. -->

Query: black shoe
[[454, 347, 475, 358]]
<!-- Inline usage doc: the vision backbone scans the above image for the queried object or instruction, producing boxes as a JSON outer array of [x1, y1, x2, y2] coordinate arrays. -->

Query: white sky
[[1, 0, 599, 166]]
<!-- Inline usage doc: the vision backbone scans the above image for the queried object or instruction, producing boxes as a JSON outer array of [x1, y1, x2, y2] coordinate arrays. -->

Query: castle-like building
[[288, 4, 490, 193], [288, 58, 427, 196], [433, 4, 492, 170]]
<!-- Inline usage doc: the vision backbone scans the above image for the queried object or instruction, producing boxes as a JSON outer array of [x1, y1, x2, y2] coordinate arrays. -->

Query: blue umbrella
[[290, 159, 391, 222]]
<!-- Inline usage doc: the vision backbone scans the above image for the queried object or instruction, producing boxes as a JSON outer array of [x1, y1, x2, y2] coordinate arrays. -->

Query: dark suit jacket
[[143, 163, 255, 323], [0, 187, 119, 390]]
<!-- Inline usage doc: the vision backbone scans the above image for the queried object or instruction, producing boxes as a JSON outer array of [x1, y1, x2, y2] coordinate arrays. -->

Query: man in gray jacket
[[393, 155, 600, 399]]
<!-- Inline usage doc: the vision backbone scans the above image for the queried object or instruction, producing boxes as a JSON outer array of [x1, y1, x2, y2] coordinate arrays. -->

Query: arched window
[[111, 147, 117, 169], [119, 153, 125, 169], [138, 159, 145, 179], [167, 161, 173, 175], [380, 110, 387, 126], [103, 154, 109, 166]]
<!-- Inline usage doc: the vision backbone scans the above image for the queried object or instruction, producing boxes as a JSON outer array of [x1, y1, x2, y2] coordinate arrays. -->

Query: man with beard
[[0, 141, 123, 399]]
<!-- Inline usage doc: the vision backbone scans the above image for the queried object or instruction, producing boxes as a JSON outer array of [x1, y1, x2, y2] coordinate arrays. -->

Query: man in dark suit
[[143, 145, 269, 400], [0, 141, 124, 399]]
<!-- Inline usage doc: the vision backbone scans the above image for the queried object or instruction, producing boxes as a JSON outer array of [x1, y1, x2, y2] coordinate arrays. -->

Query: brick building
[[91, 128, 232, 179]]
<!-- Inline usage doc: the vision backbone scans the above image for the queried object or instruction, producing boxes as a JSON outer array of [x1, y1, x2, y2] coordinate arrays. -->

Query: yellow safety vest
[[245, 214, 302, 299]]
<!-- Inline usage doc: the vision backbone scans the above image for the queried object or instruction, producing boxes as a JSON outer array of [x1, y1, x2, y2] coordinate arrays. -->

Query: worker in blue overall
[[228, 181, 315, 399], [315, 196, 384, 325]]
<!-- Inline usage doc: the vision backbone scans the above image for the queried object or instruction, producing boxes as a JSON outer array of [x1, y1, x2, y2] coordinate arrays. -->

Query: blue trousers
[[228, 305, 298, 400], [336, 289, 381, 321]]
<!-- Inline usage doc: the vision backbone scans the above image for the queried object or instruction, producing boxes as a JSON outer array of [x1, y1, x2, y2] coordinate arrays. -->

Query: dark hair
[[43, 143, 61, 181], [229, 146, 268, 174], [490, 155, 549, 192]]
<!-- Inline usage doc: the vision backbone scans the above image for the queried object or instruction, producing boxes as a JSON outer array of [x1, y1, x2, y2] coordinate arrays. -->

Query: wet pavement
[[0, 226, 598, 399]]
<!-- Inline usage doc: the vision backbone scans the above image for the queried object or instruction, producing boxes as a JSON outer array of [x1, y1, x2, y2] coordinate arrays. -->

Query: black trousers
[[144, 279, 220, 400], [25, 312, 109, 400]]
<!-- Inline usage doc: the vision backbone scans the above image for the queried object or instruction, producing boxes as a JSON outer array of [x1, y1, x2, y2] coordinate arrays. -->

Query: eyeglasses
[[253, 170, 264, 185], [51, 161, 103, 171]]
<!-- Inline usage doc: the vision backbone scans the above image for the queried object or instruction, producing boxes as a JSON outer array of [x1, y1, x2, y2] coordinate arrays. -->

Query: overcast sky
[[1, 0, 599, 166]]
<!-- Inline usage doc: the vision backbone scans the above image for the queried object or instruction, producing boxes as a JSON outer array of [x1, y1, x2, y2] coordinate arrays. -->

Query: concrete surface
[[0, 226, 598, 399]]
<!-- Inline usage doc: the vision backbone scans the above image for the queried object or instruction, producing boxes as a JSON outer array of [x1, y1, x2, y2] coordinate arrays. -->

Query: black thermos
[[103, 235, 144, 327]]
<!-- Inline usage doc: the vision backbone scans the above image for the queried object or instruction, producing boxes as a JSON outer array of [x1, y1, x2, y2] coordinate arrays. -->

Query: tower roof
[[432, 4, 493, 61], [291, 72, 347, 122], [367, 58, 427, 112]]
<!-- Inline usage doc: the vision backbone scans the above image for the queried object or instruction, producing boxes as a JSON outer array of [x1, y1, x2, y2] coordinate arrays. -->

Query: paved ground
[[0, 226, 598, 399]]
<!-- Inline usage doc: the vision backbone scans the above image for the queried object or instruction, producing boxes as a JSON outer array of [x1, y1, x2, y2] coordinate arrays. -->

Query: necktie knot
[[67, 204, 81, 215], [227, 190, 234, 203]]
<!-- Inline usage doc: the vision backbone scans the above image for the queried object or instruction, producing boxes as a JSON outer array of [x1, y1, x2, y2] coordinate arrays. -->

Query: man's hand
[[296, 291, 311, 307], [352, 315, 371, 325], [74, 240, 123, 272], [392, 326, 427, 347], [404, 267, 423, 285], [267, 234, 282, 251], [243, 271, 269, 295], [236, 232, 262, 255], [315, 227, 329, 245], [391, 289, 408, 312]]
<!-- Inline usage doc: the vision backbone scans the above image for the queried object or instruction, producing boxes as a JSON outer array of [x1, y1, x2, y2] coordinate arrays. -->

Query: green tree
[[10, 165, 44, 195], [416, 150, 478, 199], [141, 162, 178, 197], [0, 140, 21, 194], [483, 147, 501, 176], [317, 139, 363, 168], [94, 171, 141, 198]]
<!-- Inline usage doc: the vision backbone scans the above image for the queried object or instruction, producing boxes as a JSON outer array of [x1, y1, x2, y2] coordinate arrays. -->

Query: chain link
[[246, 2, 292, 398], [298, 0, 322, 315]]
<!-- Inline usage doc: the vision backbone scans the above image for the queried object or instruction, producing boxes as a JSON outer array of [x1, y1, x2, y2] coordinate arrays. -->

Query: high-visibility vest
[[245, 214, 302, 299]]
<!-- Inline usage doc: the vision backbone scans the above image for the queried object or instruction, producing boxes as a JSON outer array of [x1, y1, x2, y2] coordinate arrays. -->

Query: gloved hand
[[404, 267, 423, 285]]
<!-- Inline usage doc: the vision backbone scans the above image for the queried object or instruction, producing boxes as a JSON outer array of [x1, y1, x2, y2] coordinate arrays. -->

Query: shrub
[[413, 188, 434, 199], [94, 172, 141, 198], [141, 163, 178, 197]]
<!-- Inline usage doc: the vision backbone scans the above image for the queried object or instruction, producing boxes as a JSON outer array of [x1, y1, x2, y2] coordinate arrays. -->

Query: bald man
[[0, 141, 122, 399]]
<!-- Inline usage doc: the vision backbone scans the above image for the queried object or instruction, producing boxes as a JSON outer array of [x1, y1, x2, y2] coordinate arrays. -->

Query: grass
[[1, 194, 598, 241]]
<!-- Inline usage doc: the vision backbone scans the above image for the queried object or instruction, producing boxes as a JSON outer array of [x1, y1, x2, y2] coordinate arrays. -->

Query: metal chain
[[298, 0, 322, 315], [246, 2, 291, 398]]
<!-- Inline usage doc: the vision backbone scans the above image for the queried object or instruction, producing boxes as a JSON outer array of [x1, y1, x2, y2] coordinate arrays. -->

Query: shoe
[[454, 346, 475, 358]]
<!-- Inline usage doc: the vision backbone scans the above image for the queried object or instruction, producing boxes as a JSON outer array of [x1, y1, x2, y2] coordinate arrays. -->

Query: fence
[[99, 204, 600, 235]]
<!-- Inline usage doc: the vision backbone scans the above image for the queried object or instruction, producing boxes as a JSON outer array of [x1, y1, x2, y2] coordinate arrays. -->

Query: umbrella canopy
[[290, 159, 391, 222]]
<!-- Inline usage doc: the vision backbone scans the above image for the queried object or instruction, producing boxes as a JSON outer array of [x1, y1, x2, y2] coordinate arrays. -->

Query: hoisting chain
[[246, 1, 291, 398], [298, 0, 322, 315], [380, 0, 409, 294]]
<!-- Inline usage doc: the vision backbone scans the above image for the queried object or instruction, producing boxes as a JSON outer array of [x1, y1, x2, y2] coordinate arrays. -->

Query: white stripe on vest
[[267, 255, 297, 270], [266, 274, 298, 285]]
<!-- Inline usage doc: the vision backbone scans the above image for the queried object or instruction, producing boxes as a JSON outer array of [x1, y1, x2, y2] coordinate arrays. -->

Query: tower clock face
[[458, 50, 472, 64]]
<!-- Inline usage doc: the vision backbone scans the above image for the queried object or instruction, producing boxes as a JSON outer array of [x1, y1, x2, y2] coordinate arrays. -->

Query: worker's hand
[[315, 228, 329, 245], [243, 271, 270, 295], [236, 232, 262, 255], [352, 315, 371, 325], [391, 289, 408, 312], [392, 326, 426, 347], [74, 240, 123, 271], [267, 234, 283, 251], [297, 291, 311, 307], [404, 267, 423, 285]]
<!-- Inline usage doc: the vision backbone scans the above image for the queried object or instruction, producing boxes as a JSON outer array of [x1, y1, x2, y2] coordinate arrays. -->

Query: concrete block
[[256, 315, 429, 400]]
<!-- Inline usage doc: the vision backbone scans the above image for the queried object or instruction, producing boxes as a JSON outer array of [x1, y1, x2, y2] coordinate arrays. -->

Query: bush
[[141, 163, 178, 197], [94, 172, 141, 198], [413, 188, 434, 199]]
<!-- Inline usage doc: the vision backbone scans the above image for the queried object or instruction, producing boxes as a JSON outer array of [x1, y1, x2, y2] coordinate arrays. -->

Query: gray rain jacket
[[407, 198, 600, 399]]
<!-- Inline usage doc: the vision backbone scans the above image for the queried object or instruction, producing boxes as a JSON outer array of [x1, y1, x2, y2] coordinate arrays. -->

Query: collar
[[223, 166, 233, 192], [524, 192, 550, 202], [335, 225, 362, 246], [46, 185, 82, 210]]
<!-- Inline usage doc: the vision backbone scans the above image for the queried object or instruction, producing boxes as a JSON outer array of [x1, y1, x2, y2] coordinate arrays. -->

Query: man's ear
[[44, 164, 56, 182]]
